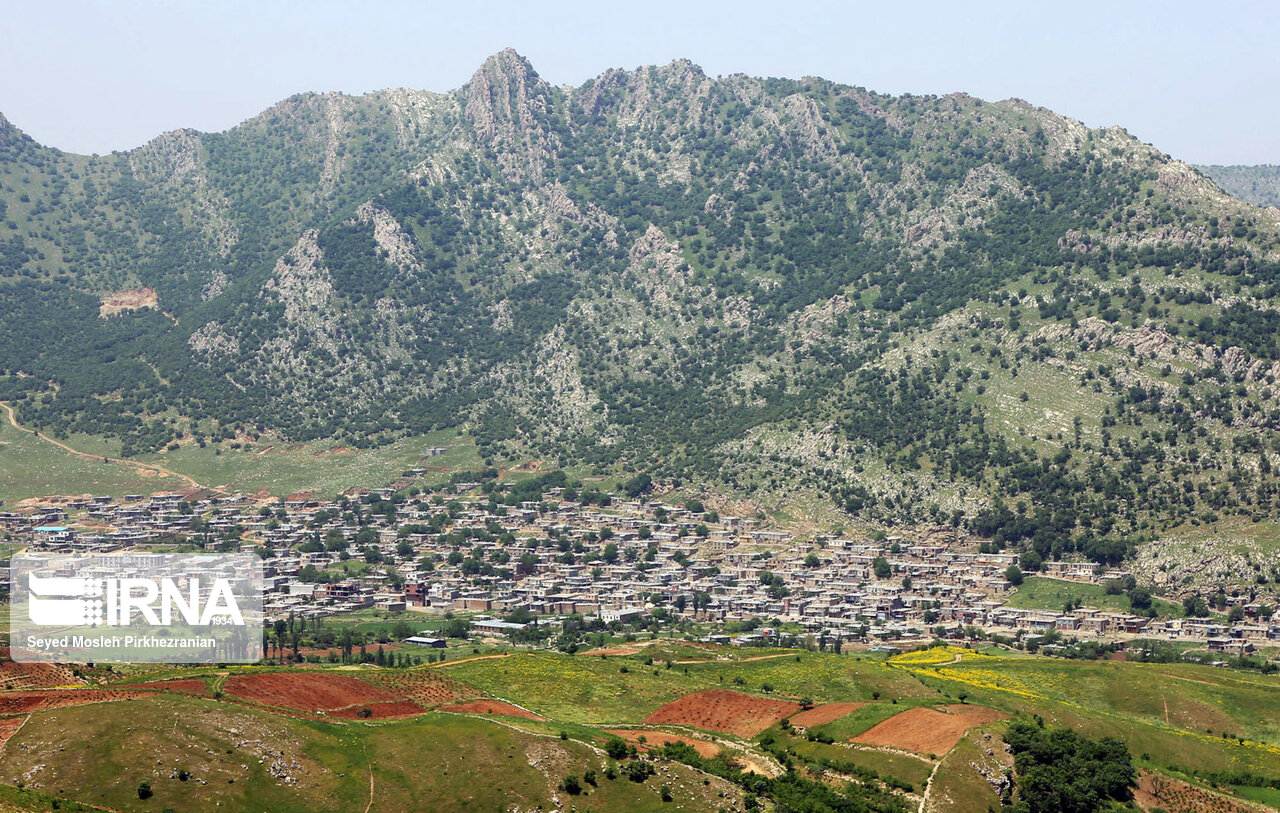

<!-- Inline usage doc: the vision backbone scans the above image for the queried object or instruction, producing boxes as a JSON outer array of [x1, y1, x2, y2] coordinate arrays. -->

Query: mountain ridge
[[3, 51, 1280, 571]]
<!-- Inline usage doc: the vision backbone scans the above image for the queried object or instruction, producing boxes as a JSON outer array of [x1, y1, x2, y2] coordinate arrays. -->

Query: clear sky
[[1, 0, 1275, 165]]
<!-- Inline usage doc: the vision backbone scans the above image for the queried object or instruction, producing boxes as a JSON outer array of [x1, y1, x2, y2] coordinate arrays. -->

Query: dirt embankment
[[99, 287, 159, 317]]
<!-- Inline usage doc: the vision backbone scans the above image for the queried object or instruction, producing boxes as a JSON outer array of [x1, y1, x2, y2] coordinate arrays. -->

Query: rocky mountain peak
[[463, 48, 557, 180], [471, 48, 539, 85], [131, 128, 205, 182]]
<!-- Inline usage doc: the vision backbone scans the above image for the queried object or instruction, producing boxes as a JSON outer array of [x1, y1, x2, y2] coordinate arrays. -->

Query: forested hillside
[[4, 50, 1280, 566], [1199, 164, 1280, 208]]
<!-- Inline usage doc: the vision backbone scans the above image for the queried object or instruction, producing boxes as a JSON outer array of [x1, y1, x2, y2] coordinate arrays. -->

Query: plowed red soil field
[[225, 672, 399, 712], [439, 700, 546, 720], [1133, 768, 1256, 813], [788, 702, 867, 727], [852, 705, 1006, 754], [606, 729, 722, 757], [0, 653, 81, 690], [126, 678, 211, 697], [358, 669, 473, 708], [643, 689, 802, 737], [0, 715, 27, 748], [0, 689, 153, 715]]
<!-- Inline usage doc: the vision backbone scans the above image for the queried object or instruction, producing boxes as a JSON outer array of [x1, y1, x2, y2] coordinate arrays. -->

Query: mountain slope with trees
[[4, 50, 1280, 571], [1199, 164, 1280, 208]]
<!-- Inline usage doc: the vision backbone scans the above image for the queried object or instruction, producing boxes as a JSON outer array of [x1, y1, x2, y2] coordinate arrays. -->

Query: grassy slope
[[0, 648, 1275, 810], [0, 410, 187, 501], [897, 650, 1280, 776], [0, 694, 739, 812], [0, 695, 361, 812], [0, 422, 482, 502], [925, 729, 1004, 812], [133, 429, 481, 497], [785, 733, 935, 789], [442, 650, 938, 724], [1005, 575, 1183, 616]]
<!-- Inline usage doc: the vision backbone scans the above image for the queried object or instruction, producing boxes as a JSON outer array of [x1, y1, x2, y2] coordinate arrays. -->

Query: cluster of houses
[[4, 486, 1279, 657]]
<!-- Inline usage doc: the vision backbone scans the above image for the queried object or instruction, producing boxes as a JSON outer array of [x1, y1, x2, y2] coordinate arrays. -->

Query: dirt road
[[0, 401, 204, 490]]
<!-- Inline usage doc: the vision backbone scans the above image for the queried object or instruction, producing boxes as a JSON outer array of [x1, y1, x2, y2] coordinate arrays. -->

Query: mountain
[[4, 49, 1280, 567], [1199, 164, 1280, 208]]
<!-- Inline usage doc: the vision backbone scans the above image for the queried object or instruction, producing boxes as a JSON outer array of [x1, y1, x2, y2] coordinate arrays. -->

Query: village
[[4, 476, 1279, 662]]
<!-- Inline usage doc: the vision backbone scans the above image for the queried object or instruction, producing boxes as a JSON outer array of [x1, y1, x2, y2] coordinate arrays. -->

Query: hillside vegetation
[[1200, 164, 1280, 208], [3, 51, 1280, 566], [0, 646, 1274, 811]]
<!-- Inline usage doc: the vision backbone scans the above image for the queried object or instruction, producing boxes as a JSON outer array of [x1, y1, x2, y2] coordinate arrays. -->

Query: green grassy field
[[0, 693, 740, 812], [135, 429, 481, 497], [894, 648, 1280, 776], [1006, 575, 1184, 616], [807, 697, 941, 740], [926, 729, 1004, 812], [0, 645, 1275, 811], [0, 416, 485, 502], [785, 734, 935, 789], [363, 714, 736, 811], [0, 411, 188, 501], [1231, 783, 1280, 807], [443, 650, 940, 724]]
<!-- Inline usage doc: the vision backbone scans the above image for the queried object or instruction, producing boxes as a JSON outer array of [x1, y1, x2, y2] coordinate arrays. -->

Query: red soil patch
[[225, 672, 398, 713], [585, 648, 641, 656], [853, 705, 1006, 755], [0, 689, 153, 715], [1134, 769, 1256, 813], [606, 729, 721, 758], [328, 700, 426, 719], [439, 700, 546, 720], [0, 659, 81, 691], [0, 652, 81, 688], [643, 689, 802, 738], [789, 702, 868, 728], [358, 669, 474, 708], [0, 715, 26, 748], [126, 678, 211, 697]]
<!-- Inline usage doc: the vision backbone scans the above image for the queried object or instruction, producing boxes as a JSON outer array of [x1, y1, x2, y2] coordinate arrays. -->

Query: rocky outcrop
[[130, 128, 203, 181], [463, 48, 558, 181], [354, 202, 421, 272]]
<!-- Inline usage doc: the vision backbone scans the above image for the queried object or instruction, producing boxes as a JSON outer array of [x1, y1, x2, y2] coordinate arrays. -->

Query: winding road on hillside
[[0, 401, 204, 492]]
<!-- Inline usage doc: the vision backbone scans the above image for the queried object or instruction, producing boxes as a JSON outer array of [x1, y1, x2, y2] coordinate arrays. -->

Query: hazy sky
[[1, 0, 1275, 165]]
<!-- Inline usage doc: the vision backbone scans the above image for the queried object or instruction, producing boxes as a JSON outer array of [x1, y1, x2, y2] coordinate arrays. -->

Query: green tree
[[1004, 721, 1135, 813], [1183, 595, 1209, 617], [1128, 586, 1152, 611], [872, 557, 891, 579]]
